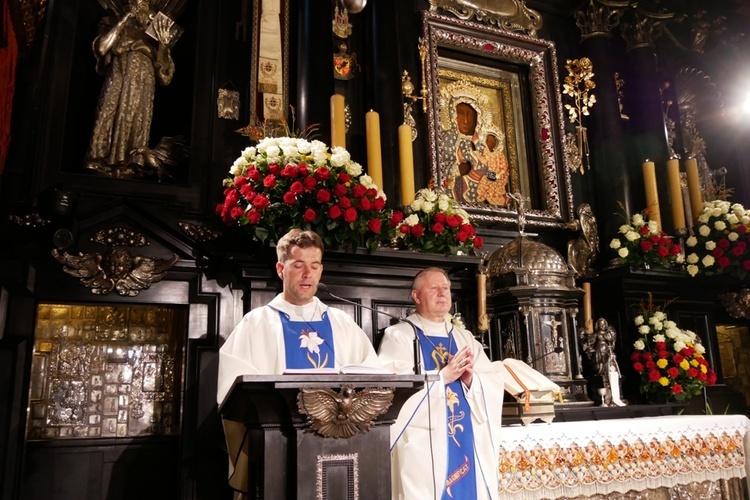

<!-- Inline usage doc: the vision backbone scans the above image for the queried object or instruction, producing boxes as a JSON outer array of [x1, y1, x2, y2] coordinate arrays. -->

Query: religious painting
[[422, 11, 574, 229]]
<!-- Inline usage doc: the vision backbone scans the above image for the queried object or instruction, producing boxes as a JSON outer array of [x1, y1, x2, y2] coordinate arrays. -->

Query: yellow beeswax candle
[[642, 160, 661, 231], [365, 110, 383, 190], [666, 158, 686, 231], [398, 124, 415, 206], [685, 157, 703, 224], [330, 94, 346, 149]]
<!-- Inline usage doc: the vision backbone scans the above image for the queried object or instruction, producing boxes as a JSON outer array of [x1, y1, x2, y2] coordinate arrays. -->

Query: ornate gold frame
[[422, 11, 574, 229]]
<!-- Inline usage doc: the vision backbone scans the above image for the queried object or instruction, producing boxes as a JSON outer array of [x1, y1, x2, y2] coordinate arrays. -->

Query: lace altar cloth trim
[[541, 477, 746, 499], [498, 415, 750, 496]]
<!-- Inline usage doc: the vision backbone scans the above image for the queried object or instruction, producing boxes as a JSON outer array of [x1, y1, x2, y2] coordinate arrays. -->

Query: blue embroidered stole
[[417, 326, 477, 499], [272, 306, 335, 369]]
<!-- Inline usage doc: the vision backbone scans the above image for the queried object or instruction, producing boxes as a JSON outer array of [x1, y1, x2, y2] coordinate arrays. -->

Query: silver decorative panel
[[26, 304, 183, 440]]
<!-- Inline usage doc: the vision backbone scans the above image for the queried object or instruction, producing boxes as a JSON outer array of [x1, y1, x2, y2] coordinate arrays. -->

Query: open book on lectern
[[283, 364, 395, 375]]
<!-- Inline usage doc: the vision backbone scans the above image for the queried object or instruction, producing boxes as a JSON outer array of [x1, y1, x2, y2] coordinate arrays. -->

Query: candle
[[477, 273, 489, 332], [666, 158, 686, 231], [398, 124, 415, 206], [330, 94, 346, 149], [642, 160, 661, 231], [582, 282, 593, 334], [685, 157, 703, 224], [365, 110, 383, 190], [682, 183, 694, 231]]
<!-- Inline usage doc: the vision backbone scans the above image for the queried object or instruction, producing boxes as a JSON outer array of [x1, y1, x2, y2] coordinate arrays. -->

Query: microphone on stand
[[527, 345, 565, 366], [316, 283, 422, 375]]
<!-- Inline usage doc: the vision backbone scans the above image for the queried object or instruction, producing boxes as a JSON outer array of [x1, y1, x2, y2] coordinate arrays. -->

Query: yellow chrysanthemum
[[658, 377, 670, 386]]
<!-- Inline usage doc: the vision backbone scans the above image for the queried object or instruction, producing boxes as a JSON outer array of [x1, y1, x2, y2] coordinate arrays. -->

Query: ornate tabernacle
[[486, 235, 592, 406]]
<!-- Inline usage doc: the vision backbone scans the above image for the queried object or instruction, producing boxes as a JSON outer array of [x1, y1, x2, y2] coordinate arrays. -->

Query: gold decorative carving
[[574, 0, 627, 40], [52, 247, 178, 297], [316, 453, 359, 500], [9, 213, 50, 227], [7, 0, 49, 53], [428, 0, 542, 36], [297, 385, 394, 439], [567, 203, 599, 278], [91, 227, 148, 247], [178, 222, 221, 242], [620, 7, 674, 51], [719, 290, 750, 320]]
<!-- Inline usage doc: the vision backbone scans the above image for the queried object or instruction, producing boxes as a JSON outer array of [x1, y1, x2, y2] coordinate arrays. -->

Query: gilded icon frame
[[422, 11, 574, 228]]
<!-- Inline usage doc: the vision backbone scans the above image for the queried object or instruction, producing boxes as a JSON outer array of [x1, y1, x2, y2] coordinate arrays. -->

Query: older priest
[[378, 267, 505, 500], [216, 229, 381, 495]]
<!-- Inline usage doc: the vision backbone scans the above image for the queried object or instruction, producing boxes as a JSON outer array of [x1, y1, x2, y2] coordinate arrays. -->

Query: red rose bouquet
[[630, 297, 716, 403], [685, 200, 750, 279], [389, 188, 483, 256], [217, 137, 393, 252], [608, 210, 683, 269]]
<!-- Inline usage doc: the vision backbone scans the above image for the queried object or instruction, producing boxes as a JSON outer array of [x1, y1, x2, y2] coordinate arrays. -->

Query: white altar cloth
[[497, 414, 750, 498]]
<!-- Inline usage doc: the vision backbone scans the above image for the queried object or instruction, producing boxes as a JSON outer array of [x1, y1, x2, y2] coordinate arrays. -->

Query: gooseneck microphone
[[316, 283, 422, 375]]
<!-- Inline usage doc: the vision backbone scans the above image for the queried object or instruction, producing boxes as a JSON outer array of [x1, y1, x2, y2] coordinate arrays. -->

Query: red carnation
[[282, 191, 297, 204], [473, 236, 483, 248], [215, 203, 225, 216], [368, 218, 382, 233], [333, 183, 348, 197], [460, 224, 476, 236], [712, 247, 724, 258], [316, 189, 331, 203], [732, 246, 745, 257], [643, 352, 653, 361], [432, 222, 445, 234], [366, 188, 377, 197], [329, 206, 342, 219], [688, 367, 699, 378], [650, 234, 660, 243], [657, 350, 669, 359], [645, 360, 656, 370], [343, 207, 358, 223], [655, 341, 667, 351], [707, 371, 717, 385], [411, 224, 425, 237], [240, 184, 255, 200], [737, 225, 748, 234], [672, 353, 683, 363], [314, 167, 331, 181], [630, 352, 641, 362], [225, 189, 239, 206], [671, 244, 682, 255], [263, 174, 277, 188], [303, 209, 316, 222]]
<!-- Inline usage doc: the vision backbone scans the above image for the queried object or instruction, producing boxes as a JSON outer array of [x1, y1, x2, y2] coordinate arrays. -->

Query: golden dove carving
[[297, 385, 394, 439]]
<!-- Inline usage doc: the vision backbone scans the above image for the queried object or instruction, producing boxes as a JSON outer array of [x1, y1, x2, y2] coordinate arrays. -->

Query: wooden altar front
[[218, 374, 427, 500]]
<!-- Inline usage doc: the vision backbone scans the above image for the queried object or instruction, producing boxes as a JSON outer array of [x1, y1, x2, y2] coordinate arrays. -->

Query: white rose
[[711, 207, 722, 217], [647, 220, 659, 234], [686, 236, 698, 247], [638, 325, 650, 334], [702, 255, 715, 267], [673, 341, 687, 352], [265, 144, 281, 159], [633, 339, 645, 351], [705, 241, 716, 251], [727, 214, 740, 225], [714, 220, 727, 231], [695, 343, 706, 354], [675, 253, 685, 264], [665, 327, 680, 339], [729, 232, 739, 242], [697, 214, 709, 224], [410, 199, 423, 212], [664, 320, 676, 329], [422, 189, 438, 202], [653, 311, 666, 321], [687, 253, 699, 264], [421, 201, 435, 214], [653, 334, 666, 343], [698, 225, 711, 237], [632, 214, 644, 226], [619, 224, 631, 234], [625, 231, 640, 242], [634, 315, 644, 326], [610, 239, 621, 249], [404, 214, 420, 226], [345, 161, 363, 177], [743, 216, 750, 225], [687, 264, 699, 277], [618, 248, 629, 258]]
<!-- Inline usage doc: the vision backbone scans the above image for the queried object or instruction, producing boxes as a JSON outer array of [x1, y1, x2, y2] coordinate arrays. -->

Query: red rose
[[263, 174, 277, 188], [732, 246, 745, 257], [712, 247, 724, 258], [460, 224, 475, 236], [743, 260, 750, 270], [633, 362, 644, 372], [225, 189, 239, 206], [446, 215, 461, 228], [298, 164, 309, 177], [399, 224, 410, 234], [718, 256, 731, 268], [707, 371, 717, 385], [456, 231, 468, 242], [643, 352, 653, 361], [252, 194, 270, 210], [697, 371, 707, 381], [688, 367, 699, 378], [240, 184, 255, 200], [343, 207, 358, 223], [718, 238, 730, 248], [473, 236, 483, 249], [282, 191, 297, 204], [672, 353, 683, 363], [303, 209, 316, 222], [411, 224, 425, 237], [230, 206, 244, 219], [329, 206, 342, 219], [737, 225, 748, 234], [314, 167, 331, 181], [290, 181, 304, 195], [640, 240, 652, 252], [667, 367, 679, 378], [234, 176, 248, 187], [656, 246, 669, 257], [434, 212, 446, 223], [358, 198, 372, 210], [648, 370, 661, 382], [316, 189, 331, 203], [432, 222, 445, 234], [352, 184, 367, 198], [337, 173, 350, 184], [339, 197, 352, 208], [368, 218, 382, 233], [672, 384, 683, 395], [373, 197, 385, 211], [390, 211, 404, 226], [645, 360, 656, 370], [366, 188, 377, 197], [650, 234, 660, 243], [657, 350, 669, 359], [630, 352, 641, 362], [247, 167, 261, 181], [333, 184, 348, 197], [280, 165, 298, 178], [268, 163, 280, 175], [247, 209, 260, 224], [215, 203, 225, 216], [738, 241, 748, 250], [671, 244, 682, 255], [639, 226, 650, 235], [303, 177, 317, 191]]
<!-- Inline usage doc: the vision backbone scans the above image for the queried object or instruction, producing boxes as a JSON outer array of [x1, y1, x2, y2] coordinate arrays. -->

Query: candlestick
[[330, 94, 346, 149], [477, 273, 489, 332], [583, 282, 593, 334], [685, 157, 703, 224], [642, 160, 661, 231], [398, 124, 415, 206], [666, 158, 686, 231], [365, 110, 383, 190]]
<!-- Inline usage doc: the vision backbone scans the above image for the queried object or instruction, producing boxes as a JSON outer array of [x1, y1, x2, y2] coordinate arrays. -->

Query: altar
[[497, 414, 750, 499]]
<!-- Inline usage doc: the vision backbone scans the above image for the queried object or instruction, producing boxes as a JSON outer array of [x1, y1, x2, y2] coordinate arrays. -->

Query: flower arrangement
[[608, 211, 683, 269], [685, 200, 750, 279], [389, 188, 483, 255], [630, 297, 716, 402], [562, 57, 596, 174], [217, 137, 392, 252]]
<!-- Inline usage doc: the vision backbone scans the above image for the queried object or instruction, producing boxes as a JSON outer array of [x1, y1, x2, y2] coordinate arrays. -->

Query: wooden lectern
[[218, 374, 427, 500]]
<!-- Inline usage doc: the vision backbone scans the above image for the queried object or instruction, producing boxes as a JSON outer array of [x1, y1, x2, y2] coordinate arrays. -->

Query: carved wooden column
[[574, 0, 631, 241]]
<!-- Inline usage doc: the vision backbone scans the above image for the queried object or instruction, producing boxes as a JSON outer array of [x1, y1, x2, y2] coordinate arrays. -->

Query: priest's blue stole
[[417, 327, 477, 499], [272, 307, 335, 369]]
